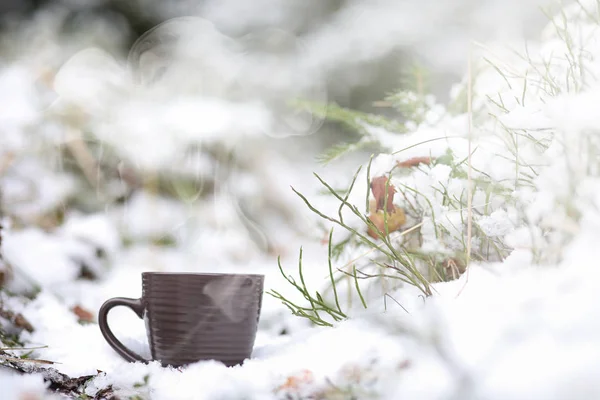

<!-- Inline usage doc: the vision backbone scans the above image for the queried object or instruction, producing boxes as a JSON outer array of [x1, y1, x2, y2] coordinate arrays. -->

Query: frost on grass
[[3, 1, 600, 400], [267, 0, 600, 397], [281, 0, 600, 316]]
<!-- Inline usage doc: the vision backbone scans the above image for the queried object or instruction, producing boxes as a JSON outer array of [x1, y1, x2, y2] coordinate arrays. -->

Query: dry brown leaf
[[370, 176, 396, 213], [72, 305, 94, 323], [14, 314, 34, 332], [18, 392, 41, 400], [367, 208, 406, 239], [276, 369, 314, 392], [367, 176, 405, 238], [396, 156, 433, 168], [0, 309, 34, 333]]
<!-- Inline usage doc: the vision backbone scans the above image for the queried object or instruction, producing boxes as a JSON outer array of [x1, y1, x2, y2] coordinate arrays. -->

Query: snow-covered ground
[[5, 0, 600, 399]]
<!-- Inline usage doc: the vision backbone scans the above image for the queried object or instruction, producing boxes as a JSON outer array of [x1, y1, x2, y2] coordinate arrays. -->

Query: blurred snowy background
[[7, 0, 600, 399], [0, 0, 559, 272]]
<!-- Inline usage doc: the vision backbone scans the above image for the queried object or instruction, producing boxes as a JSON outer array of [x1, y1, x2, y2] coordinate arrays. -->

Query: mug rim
[[142, 271, 265, 278]]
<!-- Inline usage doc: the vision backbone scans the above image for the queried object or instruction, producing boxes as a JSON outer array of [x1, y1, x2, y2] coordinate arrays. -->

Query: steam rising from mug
[[128, 16, 327, 138], [202, 275, 256, 322]]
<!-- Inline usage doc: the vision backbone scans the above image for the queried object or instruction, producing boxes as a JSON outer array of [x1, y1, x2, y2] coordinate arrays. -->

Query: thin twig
[[65, 127, 102, 188], [1, 356, 58, 365], [458, 43, 474, 297], [0, 152, 15, 176], [0, 346, 48, 351]]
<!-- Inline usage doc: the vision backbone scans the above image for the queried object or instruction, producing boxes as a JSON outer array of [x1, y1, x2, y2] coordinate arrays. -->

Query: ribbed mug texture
[[142, 273, 264, 367]]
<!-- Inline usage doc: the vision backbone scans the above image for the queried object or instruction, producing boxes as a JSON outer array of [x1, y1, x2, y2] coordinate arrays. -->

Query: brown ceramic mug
[[98, 272, 264, 367]]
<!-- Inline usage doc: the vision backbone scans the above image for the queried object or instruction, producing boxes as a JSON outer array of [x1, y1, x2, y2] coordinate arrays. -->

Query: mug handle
[[98, 297, 148, 363]]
